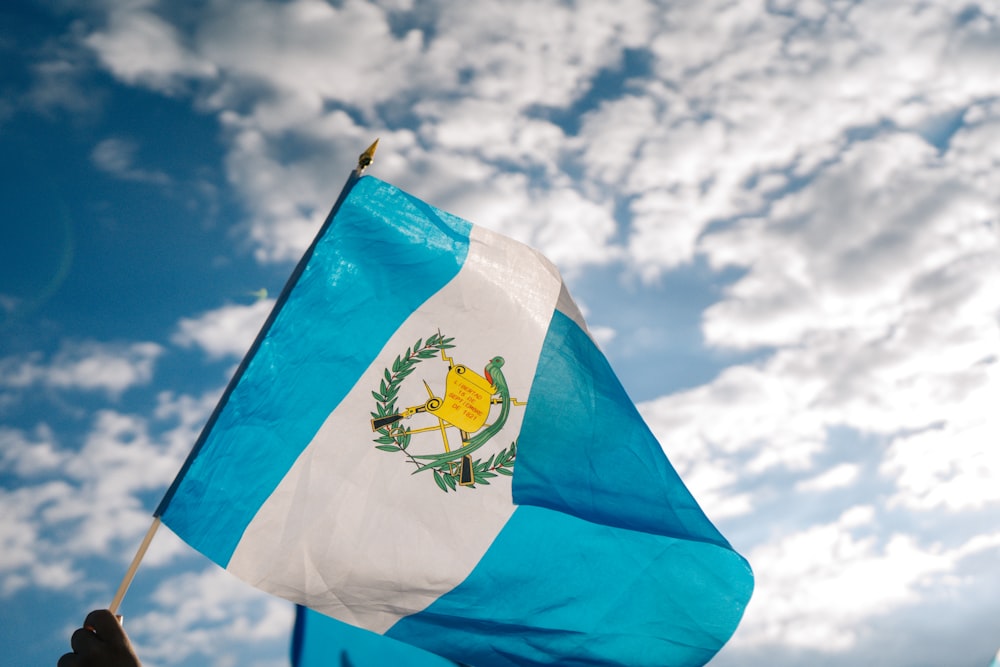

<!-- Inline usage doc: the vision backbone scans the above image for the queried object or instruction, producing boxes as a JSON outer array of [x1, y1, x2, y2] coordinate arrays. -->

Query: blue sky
[[2, 1, 999, 666]]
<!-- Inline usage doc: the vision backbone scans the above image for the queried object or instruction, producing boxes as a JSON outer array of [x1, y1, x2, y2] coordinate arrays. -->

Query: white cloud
[[0, 481, 80, 596], [75, 0, 1000, 281], [640, 357, 829, 523], [701, 133, 997, 351], [0, 423, 67, 476], [882, 411, 1000, 512], [195, 0, 421, 118], [730, 507, 1000, 652], [92, 137, 171, 184], [0, 340, 163, 398], [489, 183, 620, 270], [85, 1, 216, 93], [80, 0, 662, 270], [63, 410, 184, 493], [125, 567, 294, 667], [644, 361, 826, 469], [172, 300, 274, 359], [670, 126, 999, 515], [443, 1, 654, 101], [565, 1, 1000, 279], [216, 116, 377, 263], [0, 389, 218, 596], [24, 51, 103, 119], [795, 462, 859, 493], [588, 324, 617, 348], [571, 93, 656, 187]]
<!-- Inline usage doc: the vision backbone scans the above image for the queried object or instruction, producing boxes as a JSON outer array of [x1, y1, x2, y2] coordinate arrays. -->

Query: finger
[[83, 609, 129, 647], [69, 627, 103, 658], [57, 651, 84, 667]]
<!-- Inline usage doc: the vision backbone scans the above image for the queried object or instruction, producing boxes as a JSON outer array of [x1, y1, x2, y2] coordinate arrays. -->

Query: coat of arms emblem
[[370, 332, 525, 492]]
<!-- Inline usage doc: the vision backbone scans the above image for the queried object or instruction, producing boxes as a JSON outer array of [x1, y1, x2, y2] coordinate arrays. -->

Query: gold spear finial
[[357, 138, 379, 173]]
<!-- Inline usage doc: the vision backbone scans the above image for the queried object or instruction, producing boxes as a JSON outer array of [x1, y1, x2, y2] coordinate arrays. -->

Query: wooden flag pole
[[109, 517, 161, 614], [104, 139, 378, 616]]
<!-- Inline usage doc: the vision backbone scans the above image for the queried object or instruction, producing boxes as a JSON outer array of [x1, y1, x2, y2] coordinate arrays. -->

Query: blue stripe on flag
[[292, 606, 460, 667], [386, 505, 752, 667], [516, 309, 730, 548], [159, 177, 473, 566]]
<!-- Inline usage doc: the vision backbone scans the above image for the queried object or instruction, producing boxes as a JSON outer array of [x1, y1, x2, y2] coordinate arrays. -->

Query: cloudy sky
[[2, 1, 999, 666]]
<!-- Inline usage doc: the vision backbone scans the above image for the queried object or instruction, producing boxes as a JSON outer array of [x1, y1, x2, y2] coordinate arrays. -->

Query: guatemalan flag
[[157, 173, 753, 666]]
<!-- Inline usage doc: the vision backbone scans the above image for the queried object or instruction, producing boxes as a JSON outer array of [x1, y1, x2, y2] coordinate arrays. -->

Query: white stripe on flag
[[227, 224, 563, 632]]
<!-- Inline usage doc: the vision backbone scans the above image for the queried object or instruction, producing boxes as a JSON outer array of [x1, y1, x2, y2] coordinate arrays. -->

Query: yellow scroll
[[427, 365, 496, 432]]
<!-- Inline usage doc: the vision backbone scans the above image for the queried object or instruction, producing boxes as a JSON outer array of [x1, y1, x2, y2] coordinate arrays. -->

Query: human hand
[[58, 609, 142, 667]]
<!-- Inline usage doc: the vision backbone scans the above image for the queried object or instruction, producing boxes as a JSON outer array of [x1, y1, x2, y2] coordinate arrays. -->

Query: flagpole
[[109, 517, 160, 615], [107, 139, 379, 615]]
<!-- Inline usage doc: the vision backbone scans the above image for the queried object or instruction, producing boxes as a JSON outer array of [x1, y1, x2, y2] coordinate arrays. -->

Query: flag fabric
[[291, 605, 460, 667], [157, 174, 753, 666]]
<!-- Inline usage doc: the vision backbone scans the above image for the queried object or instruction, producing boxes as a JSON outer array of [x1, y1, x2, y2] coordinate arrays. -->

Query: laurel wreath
[[370, 332, 517, 492]]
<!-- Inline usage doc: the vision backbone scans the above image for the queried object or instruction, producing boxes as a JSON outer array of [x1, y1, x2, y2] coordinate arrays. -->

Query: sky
[[1, 0, 999, 666]]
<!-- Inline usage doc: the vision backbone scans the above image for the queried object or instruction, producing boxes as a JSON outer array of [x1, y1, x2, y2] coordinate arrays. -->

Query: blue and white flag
[[158, 175, 753, 666]]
